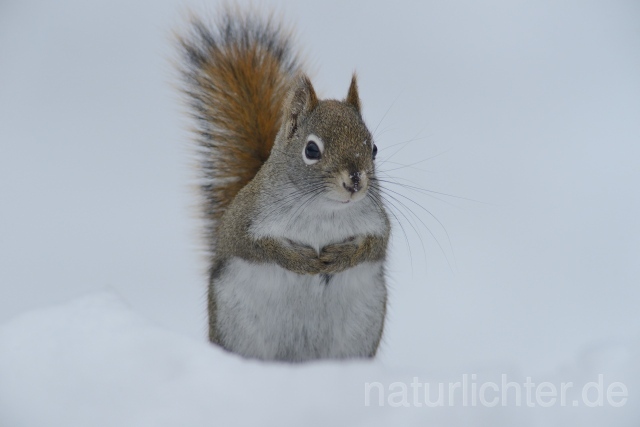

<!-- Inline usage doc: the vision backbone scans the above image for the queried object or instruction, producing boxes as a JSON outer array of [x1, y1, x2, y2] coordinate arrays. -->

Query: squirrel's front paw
[[319, 237, 360, 274], [284, 240, 324, 275]]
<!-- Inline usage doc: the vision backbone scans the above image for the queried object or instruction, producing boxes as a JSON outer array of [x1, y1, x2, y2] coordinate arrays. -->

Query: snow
[[1, 0, 640, 425], [1, 293, 638, 426]]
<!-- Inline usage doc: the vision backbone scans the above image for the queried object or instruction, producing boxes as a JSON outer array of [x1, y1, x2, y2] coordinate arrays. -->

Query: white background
[[1, 0, 639, 424]]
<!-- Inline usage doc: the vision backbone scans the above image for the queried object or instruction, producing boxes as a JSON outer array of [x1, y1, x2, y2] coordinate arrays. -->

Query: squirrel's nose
[[343, 182, 357, 193], [342, 171, 361, 193]]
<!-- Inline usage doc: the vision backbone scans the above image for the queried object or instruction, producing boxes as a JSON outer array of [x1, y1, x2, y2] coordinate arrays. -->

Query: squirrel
[[177, 9, 390, 362]]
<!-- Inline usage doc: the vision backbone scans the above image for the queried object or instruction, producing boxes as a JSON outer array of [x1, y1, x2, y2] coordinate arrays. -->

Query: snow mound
[[0, 293, 638, 426]]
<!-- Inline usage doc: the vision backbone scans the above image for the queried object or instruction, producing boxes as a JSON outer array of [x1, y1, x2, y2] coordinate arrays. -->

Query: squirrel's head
[[274, 74, 378, 207]]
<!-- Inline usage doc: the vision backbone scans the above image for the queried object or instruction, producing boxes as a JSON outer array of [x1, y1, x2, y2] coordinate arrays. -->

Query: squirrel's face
[[295, 102, 376, 205], [275, 75, 378, 207]]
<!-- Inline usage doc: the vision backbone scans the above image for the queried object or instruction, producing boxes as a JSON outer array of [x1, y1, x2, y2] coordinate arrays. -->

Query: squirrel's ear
[[345, 73, 361, 114], [283, 75, 318, 139]]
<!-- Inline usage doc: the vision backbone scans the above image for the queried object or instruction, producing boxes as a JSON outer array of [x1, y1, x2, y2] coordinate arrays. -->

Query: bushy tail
[[177, 10, 303, 253]]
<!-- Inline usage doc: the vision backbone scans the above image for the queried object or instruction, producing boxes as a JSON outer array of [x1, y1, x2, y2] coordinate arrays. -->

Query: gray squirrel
[[177, 9, 390, 362]]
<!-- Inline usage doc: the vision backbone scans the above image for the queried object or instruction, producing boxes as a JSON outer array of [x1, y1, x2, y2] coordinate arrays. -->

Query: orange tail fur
[[178, 10, 303, 253]]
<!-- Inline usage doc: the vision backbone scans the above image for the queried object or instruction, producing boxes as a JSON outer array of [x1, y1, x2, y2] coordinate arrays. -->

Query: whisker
[[253, 182, 326, 227], [372, 90, 403, 138], [377, 160, 435, 174], [376, 127, 427, 168], [376, 174, 462, 209], [375, 177, 487, 205], [378, 134, 429, 152], [372, 184, 442, 271], [372, 182, 456, 271], [367, 190, 413, 269], [379, 149, 450, 172]]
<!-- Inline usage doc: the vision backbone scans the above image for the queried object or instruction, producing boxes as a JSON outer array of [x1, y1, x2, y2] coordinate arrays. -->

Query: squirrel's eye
[[302, 135, 324, 165], [305, 141, 321, 159], [372, 144, 378, 160]]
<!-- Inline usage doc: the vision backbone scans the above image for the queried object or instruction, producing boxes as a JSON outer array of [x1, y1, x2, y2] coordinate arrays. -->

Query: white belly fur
[[214, 257, 386, 361]]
